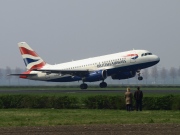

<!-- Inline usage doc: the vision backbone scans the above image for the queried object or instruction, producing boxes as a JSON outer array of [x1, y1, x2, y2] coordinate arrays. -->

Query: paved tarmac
[[0, 89, 179, 94]]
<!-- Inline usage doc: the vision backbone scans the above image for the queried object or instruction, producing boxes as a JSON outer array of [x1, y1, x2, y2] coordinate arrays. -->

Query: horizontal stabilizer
[[7, 74, 37, 76]]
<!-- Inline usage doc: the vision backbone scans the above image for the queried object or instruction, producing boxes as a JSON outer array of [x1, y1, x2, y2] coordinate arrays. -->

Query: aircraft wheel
[[99, 82, 107, 88], [103, 82, 107, 88], [80, 83, 88, 89], [84, 83, 88, 89], [138, 76, 143, 81]]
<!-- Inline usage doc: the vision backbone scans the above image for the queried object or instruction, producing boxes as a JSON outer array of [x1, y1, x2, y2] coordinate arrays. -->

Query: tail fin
[[18, 42, 46, 70]]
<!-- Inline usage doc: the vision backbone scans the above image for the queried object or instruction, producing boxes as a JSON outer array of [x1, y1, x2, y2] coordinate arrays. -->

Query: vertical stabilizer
[[18, 42, 46, 70]]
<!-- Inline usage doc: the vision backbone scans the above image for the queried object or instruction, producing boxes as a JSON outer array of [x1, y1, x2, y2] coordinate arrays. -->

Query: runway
[[0, 89, 179, 94]]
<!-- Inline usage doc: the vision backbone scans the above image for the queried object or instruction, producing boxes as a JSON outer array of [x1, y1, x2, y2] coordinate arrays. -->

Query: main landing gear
[[80, 83, 88, 89], [80, 81, 108, 89], [137, 70, 143, 81], [99, 81, 107, 88]]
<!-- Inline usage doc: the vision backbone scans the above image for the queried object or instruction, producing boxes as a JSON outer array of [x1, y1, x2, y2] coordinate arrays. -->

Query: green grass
[[0, 109, 179, 127]]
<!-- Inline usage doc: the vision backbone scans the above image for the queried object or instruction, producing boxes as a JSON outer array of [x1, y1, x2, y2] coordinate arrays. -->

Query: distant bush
[[83, 95, 125, 109], [0, 94, 179, 110], [143, 95, 174, 110], [50, 96, 79, 109], [171, 95, 180, 110], [0, 95, 79, 109], [83, 95, 180, 110]]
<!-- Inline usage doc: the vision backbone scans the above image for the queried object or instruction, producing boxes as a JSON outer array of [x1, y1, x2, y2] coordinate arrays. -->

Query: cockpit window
[[141, 53, 152, 57], [146, 53, 152, 55]]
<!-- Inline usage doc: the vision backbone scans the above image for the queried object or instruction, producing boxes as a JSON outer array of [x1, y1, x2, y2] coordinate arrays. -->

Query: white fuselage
[[28, 49, 160, 82]]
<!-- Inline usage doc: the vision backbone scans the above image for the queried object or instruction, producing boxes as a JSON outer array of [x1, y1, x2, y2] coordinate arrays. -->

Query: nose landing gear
[[138, 76, 143, 80], [137, 70, 143, 81]]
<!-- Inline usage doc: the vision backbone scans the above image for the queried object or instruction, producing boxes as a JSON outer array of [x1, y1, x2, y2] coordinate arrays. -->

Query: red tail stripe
[[19, 71, 31, 79], [20, 62, 46, 78], [29, 62, 46, 70], [19, 47, 39, 57], [20, 75, 27, 79]]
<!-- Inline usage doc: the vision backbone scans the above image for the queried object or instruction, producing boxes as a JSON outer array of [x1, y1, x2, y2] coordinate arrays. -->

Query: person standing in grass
[[134, 86, 143, 111], [124, 87, 133, 111]]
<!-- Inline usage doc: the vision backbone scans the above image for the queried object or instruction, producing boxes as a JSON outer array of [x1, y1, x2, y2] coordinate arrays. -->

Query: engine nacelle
[[84, 70, 107, 82], [111, 71, 136, 80]]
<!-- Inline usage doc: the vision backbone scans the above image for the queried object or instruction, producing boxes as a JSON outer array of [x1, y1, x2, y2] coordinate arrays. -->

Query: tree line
[[142, 66, 180, 84], [0, 66, 180, 85]]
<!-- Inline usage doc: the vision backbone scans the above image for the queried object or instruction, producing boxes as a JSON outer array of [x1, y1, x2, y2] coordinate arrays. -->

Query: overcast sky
[[0, 0, 179, 70]]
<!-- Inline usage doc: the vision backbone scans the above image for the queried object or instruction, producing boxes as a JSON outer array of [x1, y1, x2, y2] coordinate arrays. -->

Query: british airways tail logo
[[19, 46, 46, 70], [23, 58, 39, 66], [125, 54, 138, 60]]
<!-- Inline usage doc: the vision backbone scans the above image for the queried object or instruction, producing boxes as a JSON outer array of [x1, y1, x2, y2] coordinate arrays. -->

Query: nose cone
[[153, 55, 160, 65], [155, 55, 160, 63], [148, 55, 160, 65]]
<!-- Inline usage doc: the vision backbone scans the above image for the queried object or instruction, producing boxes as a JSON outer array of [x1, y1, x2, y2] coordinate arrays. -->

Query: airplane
[[9, 42, 160, 89]]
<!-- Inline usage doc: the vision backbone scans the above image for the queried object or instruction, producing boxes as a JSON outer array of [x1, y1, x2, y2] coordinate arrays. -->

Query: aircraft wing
[[33, 69, 91, 77]]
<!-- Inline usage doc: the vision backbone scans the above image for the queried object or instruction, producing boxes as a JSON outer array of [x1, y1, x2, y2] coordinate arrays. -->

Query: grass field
[[0, 86, 179, 127], [0, 109, 179, 127]]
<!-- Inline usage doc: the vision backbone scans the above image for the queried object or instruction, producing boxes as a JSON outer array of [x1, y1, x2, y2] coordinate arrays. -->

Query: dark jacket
[[134, 90, 143, 101]]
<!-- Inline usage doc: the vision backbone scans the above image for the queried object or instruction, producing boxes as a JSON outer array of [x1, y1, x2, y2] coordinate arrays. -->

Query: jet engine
[[111, 71, 136, 80], [84, 70, 107, 82]]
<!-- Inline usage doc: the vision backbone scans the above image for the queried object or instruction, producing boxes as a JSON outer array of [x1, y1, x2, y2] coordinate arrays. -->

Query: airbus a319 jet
[[9, 42, 160, 89]]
